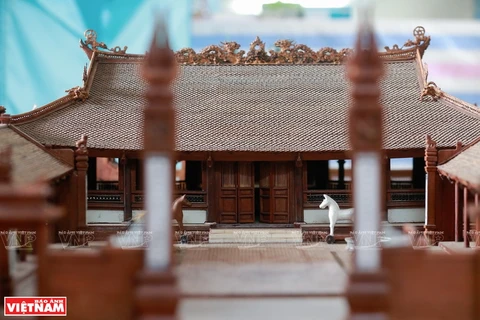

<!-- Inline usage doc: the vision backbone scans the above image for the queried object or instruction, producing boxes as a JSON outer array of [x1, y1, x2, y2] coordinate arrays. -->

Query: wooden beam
[[455, 182, 461, 242]]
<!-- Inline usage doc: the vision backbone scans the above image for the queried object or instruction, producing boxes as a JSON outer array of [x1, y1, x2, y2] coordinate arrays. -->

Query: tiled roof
[[0, 126, 72, 185], [437, 138, 480, 192], [13, 54, 480, 152]]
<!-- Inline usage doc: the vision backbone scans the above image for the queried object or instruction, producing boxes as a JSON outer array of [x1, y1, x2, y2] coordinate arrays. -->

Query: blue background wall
[[1, 0, 192, 115]]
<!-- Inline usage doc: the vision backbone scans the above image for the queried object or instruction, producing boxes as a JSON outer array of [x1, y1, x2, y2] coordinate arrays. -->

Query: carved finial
[[76, 134, 88, 150], [0, 146, 12, 184], [0, 106, 10, 125], [143, 18, 177, 83], [420, 81, 443, 102], [83, 64, 88, 85], [79, 29, 128, 59], [75, 135, 88, 171], [384, 26, 430, 57], [66, 86, 89, 102], [347, 4, 384, 151]]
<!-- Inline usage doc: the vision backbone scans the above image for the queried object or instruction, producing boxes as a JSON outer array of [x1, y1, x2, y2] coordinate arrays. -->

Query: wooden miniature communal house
[[3, 27, 480, 239]]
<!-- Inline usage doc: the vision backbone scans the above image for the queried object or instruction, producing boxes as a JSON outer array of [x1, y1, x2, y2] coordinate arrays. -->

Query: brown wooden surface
[[206, 160, 216, 222], [383, 248, 476, 320], [217, 162, 238, 223], [294, 159, 304, 223], [455, 182, 462, 241], [237, 162, 254, 223], [43, 248, 144, 320]]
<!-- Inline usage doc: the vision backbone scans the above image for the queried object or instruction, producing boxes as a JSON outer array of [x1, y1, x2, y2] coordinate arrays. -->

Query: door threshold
[[216, 223, 295, 229]]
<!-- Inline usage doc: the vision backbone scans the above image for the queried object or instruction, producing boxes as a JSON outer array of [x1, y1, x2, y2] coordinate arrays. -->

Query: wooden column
[[383, 156, 389, 221], [464, 187, 469, 248], [123, 154, 132, 221], [455, 182, 461, 242], [338, 159, 345, 189], [476, 193, 479, 232], [295, 154, 304, 223], [75, 135, 89, 229], [206, 155, 216, 223], [424, 135, 438, 230], [345, 6, 389, 319], [134, 20, 178, 320]]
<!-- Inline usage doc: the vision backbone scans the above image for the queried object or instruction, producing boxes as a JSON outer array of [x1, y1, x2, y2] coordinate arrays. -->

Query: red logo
[[4, 297, 67, 316]]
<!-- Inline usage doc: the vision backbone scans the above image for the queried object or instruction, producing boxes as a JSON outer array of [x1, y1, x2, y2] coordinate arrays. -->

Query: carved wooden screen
[[217, 162, 255, 223]]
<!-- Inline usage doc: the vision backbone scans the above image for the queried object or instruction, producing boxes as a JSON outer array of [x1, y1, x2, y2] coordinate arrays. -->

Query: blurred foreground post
[[346, 3, 389, 319], [134, 18, 178, 319], [0, 147, 63, 297]]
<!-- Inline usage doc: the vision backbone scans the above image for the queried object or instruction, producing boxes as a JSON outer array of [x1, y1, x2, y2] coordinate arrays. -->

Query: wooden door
[[271, 162, 290, 223], [258, 162, 292, 223], [259, 162, 271, 223], [218, 162, 237, 223], [217, 162, 255, 223]]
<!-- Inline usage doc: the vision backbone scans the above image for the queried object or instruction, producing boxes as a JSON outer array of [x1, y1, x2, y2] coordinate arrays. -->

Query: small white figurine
[[319, 194, 354, 244]]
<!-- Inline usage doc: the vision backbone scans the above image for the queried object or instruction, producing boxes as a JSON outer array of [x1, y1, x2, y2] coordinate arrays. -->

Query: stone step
[[209, 238, 302, 244], [210, 228, 301, 234], [209, 229, 302, 243]]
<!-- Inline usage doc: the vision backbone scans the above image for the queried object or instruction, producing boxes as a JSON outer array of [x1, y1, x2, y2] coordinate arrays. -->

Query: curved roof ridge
[[80, 26, 430, 64]]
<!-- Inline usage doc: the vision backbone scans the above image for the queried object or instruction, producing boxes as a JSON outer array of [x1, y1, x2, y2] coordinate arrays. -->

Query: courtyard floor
[[174, 242, 351, 319]]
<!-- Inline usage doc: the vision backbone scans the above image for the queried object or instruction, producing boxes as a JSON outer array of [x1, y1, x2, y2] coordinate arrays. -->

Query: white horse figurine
[[319, 194, 354, 243]]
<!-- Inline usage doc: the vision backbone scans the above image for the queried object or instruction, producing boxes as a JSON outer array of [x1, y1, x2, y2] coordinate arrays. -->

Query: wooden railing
[[87, 190, 124, 209], [131, 190, 207, 209], [387, 189, 425, 207], [304, 190, 352, 208], [304, 188, 425, 208], [95, 181, 120, 190], [323, 181, 415, 190]]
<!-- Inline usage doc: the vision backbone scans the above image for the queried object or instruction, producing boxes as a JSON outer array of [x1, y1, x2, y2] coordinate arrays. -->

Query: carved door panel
[[237, 162, 255, 223], [271, 162, 290, 224], [258, 162, 291, 223], [218, 162, 237, 223], [259, 162, 271, 223]]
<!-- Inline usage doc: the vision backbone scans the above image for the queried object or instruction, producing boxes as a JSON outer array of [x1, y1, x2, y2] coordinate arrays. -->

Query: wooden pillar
[[476, 193, 479, 232], [75, 135, 89, 229], [123, 154, 133, 221], [464, 187, 469, 248], [206, 154, 216, 223], [455, 182, 461, 242], [424, 135, 438, 230], [338, 159, 345, 189], [383, 156, 389, 221], [345, 6, 389, 319], [295, 154, 304, 223], [134, 19, 178, 320]]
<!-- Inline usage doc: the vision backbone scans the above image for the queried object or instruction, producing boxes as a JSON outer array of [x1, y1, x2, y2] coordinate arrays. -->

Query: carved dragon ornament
[[175, 26, 429, 65], [80, 29, 128, 59]]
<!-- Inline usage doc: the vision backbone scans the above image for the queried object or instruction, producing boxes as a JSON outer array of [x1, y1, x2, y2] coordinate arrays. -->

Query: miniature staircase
[[209, 228, 302, 244]]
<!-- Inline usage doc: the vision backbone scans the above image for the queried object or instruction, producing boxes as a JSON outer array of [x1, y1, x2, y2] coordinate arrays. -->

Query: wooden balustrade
[[131, 190, 207, 209], [304, 188, 425, 208]]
